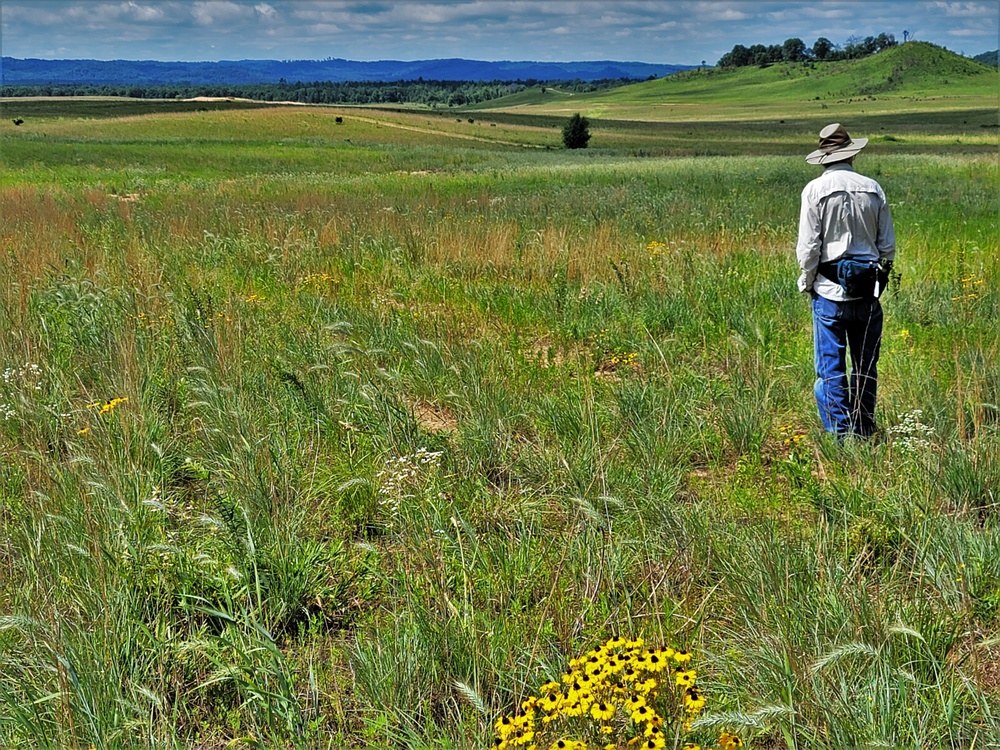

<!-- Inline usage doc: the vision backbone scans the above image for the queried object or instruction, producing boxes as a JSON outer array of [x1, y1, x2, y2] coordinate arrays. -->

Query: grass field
[[1, 54, 998, 750]]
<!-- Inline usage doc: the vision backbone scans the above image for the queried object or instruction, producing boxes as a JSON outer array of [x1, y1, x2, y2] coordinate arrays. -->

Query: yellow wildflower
[[495, 716, 516, 740], [98, 396, 128, 414], [624, 694, 646, 712], [630, 703, 654, 723], [683, 687, 706, 713], [635, 677, 658, 694], [674, 669, 696, 688], [590, 701, 615, 721]]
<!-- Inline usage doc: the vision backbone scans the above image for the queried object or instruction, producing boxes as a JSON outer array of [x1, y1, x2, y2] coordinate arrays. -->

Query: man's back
[[797, 162, 895, 301]]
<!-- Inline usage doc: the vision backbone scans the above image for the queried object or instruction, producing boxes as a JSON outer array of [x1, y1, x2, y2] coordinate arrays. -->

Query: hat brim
[[806, 137, 868, 165]]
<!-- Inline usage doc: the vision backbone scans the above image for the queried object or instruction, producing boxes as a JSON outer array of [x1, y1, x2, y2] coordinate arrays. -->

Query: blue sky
[[1, 1, 997, 65]]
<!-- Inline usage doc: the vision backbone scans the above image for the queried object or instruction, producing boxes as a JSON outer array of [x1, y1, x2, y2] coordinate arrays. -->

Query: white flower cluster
[[1, 362, 43, 420], [376, 447, 444, 518], [2, 363, 42, 384], [889, 409, 935, 456]]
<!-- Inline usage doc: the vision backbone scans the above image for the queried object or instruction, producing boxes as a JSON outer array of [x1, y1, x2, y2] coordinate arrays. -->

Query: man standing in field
[[796, 123, 896, 439]]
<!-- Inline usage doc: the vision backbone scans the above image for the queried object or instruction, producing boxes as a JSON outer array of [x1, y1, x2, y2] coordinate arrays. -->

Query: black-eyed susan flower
[[495, 715, 516, 739], [630, 703, 654, 723], [625, 694, 646, 712], [494, 638, 713, 750], [644, 723, 665, 739], [645, 650, 667, 672], [539, 693, 560, 713], [590, 701, 615, 721], [718, 732, 744, 749], [683, 686, 706, 713], [674, 669, 696, 688], [673, 649, 692, 664], [635, 677, 658, 695]]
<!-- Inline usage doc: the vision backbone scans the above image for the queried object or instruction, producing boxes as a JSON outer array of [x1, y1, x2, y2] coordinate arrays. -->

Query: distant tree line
[[972, 49, 998, 67], [718, 34, 899, 68], [0, 77, 644, 105]]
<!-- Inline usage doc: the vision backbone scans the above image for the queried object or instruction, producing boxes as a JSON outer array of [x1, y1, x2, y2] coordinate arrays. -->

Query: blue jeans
[[812, 293, 883, 437]]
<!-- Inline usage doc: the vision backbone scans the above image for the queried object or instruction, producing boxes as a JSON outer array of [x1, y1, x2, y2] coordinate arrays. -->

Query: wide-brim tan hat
[[806, 122, 868, 165]]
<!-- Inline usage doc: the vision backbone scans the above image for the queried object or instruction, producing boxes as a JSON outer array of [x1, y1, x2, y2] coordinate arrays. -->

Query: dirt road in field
[[182, 96, 547, 148], [344, 113, 547, 149]]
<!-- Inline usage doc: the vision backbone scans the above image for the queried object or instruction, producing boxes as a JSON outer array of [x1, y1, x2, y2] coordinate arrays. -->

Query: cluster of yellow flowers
[[87, 396, 129, 415], [301, 272, 339, 286], [79, 396, 130, 434], [608, 352, 639, 368], [646, 240, 667, 258], [777, 424, 809, 468], [777, 424, 806, 448], [952, 272, 984, 303], [493, 638, 742, 750]]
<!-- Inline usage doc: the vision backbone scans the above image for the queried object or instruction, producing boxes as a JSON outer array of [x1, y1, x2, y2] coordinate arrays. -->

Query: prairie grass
[[0, 102, 997, 749]]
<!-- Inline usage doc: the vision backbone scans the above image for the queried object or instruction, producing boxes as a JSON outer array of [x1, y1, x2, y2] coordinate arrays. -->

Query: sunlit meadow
[[0, 100, 997, 749]]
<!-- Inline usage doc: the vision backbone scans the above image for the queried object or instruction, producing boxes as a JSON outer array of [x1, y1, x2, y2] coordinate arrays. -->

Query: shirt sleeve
[[795, 187, 822, 293], [876, 190, 896, 263]]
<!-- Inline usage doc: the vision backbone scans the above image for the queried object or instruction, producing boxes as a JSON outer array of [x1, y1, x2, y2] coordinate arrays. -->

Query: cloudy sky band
[[1, 1, 996, 65]]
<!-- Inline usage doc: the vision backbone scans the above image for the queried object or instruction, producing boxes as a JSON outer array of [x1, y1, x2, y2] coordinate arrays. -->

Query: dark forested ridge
[[0, 56, 691, 86], [973, 49, 999, 67], [0, 78, 648, 107]]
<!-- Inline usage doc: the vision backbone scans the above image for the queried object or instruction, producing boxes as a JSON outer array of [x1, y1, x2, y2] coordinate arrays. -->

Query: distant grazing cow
[[335, 116, 343, 124], [12, 118, 24, 125]]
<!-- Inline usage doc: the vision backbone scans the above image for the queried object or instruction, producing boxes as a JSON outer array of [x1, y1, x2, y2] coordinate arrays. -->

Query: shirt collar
[[824, 162, 855, 173]]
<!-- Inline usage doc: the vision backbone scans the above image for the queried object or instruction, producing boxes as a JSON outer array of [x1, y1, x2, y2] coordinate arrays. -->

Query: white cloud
[[255, 3, 277, 19], [190, 1, 254, 26], [948, 26, 997, 36], [688, 2, 750, 22], [931, 1, 998, 18]]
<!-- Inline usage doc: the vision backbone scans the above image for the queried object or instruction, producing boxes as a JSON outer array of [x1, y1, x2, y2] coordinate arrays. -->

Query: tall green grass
[[0, 105, 997, 748]]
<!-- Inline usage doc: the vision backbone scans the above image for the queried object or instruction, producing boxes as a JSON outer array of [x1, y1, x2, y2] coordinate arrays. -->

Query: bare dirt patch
[[409, 400, 459, 434]]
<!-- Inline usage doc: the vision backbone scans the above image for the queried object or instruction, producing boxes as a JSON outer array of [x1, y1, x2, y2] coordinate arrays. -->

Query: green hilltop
[[470, 42, 999, 121]]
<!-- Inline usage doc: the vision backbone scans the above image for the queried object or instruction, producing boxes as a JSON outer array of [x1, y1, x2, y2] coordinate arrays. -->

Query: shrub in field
[[562, 113, 591, 149], [493, 637, 741, 750]]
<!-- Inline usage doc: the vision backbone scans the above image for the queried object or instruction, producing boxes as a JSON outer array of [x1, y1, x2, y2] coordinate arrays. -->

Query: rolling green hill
[[470, 42, 999, 122]]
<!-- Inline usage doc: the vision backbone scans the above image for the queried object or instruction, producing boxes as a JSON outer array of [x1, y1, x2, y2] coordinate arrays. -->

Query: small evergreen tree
[[562, 113, 591, 149]]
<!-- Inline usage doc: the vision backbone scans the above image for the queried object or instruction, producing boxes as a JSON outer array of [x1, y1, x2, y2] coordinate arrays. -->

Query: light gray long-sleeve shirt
[[795, 162, 896, 301]]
